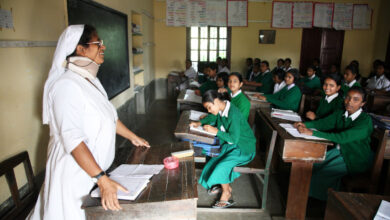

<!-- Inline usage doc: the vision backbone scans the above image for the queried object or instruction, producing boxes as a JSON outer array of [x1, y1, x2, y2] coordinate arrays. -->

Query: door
[[299, 28, 322, 74]]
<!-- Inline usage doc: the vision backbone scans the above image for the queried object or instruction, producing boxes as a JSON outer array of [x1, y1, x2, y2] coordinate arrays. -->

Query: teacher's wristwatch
[[92, 171, 106, 184]]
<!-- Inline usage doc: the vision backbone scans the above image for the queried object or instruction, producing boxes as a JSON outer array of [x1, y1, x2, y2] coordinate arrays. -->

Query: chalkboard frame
[[67, 0, 130, 100]]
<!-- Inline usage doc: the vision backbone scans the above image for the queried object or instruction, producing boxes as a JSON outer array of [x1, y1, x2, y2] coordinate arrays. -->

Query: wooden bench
[[0, 151, 38, 220]]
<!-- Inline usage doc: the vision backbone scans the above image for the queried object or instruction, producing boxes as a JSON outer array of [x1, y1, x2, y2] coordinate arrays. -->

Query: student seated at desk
[[271, 58, 285, 74], [244, 61, 274, 94], [190, 90, 256, 208], [195, 62, 218, 96], [177, 59, 197, 90], [294, 86, 373, 201], [218, 72, 250, 119], [272, 68, 286, 94], [306, 74, 344, 120], [245, 57, 253, 80], [254, 69, 302, 112], [312, 58, 323, 80], [299, 66, 322, 94], [283, 58, 292, 72], [218, 58, 231, 74], [367, 61, 390, 92], [341, 65, 361, 96]]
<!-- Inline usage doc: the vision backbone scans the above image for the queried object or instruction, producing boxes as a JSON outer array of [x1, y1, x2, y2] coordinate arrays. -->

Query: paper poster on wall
[[227, 0, 248, 27], [0, 9, 14, 29], [333, 3, 353, 30], [186, 0, 207, 26], [166, 0, 187, 26], [293, 2, 313, 28], [272, 1, 293, 28], [206, 0, 227, 26], [313, 3, 333, 28], [353, 4, 372, 29]]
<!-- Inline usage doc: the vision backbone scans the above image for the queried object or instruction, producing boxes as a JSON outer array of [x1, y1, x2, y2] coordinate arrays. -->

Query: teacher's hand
[[98, 175, 128, 211], [131, 136, 150, 148]]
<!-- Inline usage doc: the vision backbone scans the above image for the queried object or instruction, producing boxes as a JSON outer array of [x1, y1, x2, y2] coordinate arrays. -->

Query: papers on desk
[[244, 91, 265, 101], [91, 164, 164, 200], [279, 123, 328, 141], [184, 89, 202, 103], [271, 108, 302, 122], [190, 125, 216, 137], [189, 80, 201, 88], [189, 110, 207, 121], [374, 200, 390, 220]]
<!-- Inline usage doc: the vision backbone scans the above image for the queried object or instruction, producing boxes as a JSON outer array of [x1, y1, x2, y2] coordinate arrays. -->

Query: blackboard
[[67, 0, 130, 99]]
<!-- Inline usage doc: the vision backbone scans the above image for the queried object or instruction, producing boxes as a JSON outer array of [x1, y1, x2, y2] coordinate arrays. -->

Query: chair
[[233, 111, 277, 210], [0, 151, 38, 220], [342, 128, 389, 194]]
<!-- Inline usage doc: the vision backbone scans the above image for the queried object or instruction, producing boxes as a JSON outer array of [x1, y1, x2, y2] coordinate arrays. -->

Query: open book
[[244, 91, 265, 102], [279, 123, 327, 141], [190, 125, 216, 137], [374, 200, 390, 220], [271, 108, 302, 122], [184, 90, 202, 103], [189, 110, 207, 121]]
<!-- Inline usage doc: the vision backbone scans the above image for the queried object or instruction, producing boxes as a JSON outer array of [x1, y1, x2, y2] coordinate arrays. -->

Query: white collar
[[261, 69, 270, 75], [219, 101, 231, 117], [346, 79, 356, 88], [325, 93, 339, 103], [309, 74, 316, 80], [375, 75, 384, 81], [252, 71, 260, 77], [231, 90, 242, 98], [276, 81, 286, 87], [344, 108, 362, 121], [210, 76, 217, 81], [287, 83, 295, 90]]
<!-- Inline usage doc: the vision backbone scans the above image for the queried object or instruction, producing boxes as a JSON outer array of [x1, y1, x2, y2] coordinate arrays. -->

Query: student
[[245, 58, 253, 80], [367, 61, 390, 91], [190, 90, 256, 208], [217, 57, 223, 71], [306, 74, 344, 120], [312, 58, 322, 79], [283, 58, 292, 72], [254, 58, 261, 66], [272, 68, 286, 94], [329, 63, 340, 75], [341, 65, 361, 96], [219, 72, 250, 119], [197, 62, 210, 84], [178, 59, 197, 90], [196, 62, 219, 96], [255, 69, 302, 112], [219, 58, 230, 74], [299, 66, 322, 93], [216, 72, 229, 90], [294, 86, 373, 201], [244, 61, 274, 94], [349, 60, 360, 76], [271, 58, 285, 73]]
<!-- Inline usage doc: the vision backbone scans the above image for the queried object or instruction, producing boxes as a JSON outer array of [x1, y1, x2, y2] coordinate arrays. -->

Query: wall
[[0, 0, 154, 202], [154, 0, 386, 78]]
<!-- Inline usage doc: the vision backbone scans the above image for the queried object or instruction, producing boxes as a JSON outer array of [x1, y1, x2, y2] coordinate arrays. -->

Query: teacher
[[28, 24, 150, 220]]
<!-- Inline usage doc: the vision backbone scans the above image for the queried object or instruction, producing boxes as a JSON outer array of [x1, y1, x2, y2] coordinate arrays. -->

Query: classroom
[[1, 0, 390, 219]]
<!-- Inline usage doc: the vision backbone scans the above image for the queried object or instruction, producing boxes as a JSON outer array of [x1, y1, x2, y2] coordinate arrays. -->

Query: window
[[187, 26, 231, 71]]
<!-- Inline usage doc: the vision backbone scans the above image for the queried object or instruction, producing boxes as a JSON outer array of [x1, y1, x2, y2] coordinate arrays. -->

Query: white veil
[[42, 25, 85, 124]]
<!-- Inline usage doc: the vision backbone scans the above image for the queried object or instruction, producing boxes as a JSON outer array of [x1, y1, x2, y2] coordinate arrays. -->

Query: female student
[[255, 69, 302, 112], [244, 61, 274, 94], [306, 74, 344, 120], [341, 65, 361, 96], [216, 72, 229, 90], [271, 58, 285, 73], [272, 68, 286, 94], [299, 66, 322, 93], [218, 72, 250, 119], [294, 86, 373, 201], [367, 61, 390, 91], [195, 62, 219, 96], [283, 58, 292, 72], [190, 90, 256, 208]]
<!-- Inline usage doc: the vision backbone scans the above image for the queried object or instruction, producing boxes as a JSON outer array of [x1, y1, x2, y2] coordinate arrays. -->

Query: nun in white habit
[[28, 24, 150, 220]]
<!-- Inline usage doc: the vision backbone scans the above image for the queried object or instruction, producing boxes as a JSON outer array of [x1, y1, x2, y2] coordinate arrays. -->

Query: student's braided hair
[[202, 90, 230, 104]]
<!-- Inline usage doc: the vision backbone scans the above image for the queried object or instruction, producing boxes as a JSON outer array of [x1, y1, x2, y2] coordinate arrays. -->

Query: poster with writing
[[0, 9, 14, 29], [313, 3, 333, 28], [293, 2, 313, 28], [227, 0, 248, 27], [166, 0, 187, 26], [272, 1, 293, 28], [333, 3, 353, 30], [206, 0, 226, 26], [186, 0, 207, 26], [353, 4, 372, 29]]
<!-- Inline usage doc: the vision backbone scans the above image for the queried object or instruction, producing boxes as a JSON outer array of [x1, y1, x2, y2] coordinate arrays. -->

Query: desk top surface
[[174, 111, 215, 144], [82, 142, 198, 208]]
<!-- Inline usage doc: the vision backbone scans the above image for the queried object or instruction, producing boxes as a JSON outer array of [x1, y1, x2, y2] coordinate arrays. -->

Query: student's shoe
[[212, 200, 236, 209]]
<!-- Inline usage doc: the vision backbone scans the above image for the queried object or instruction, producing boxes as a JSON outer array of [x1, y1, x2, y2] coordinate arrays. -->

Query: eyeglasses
[[86, 40, 104, 48]]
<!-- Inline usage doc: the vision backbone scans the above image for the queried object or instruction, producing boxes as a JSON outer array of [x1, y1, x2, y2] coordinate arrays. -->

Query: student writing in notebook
[[341, 64, 361, 96], [195, 62, 219, 96], [244, 61, 274, 94], [272, 68, 286, 94], [254, 69, 302, 112], [294, 87, 373, 201], [190, 90, 256, 208], [306, 74, 344, 120]]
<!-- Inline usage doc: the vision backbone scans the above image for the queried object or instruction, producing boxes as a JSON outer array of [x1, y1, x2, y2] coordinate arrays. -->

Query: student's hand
[[306, 111, 316, 120], [131, 136, 150, 148], [293, 122, 306, 128], [297, 126, 313, 136], [195, 90, 201, 96], [257, 95, 266, 101], [190, 121, 201, 127], [203, 125, 218, 135], [98, 175, 128, 211], [218, 88, 228, 93], [199, 114, 207, 120]]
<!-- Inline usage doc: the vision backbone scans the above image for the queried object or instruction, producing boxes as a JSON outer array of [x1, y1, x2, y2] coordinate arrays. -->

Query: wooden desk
[[366, 92, 390, 115], [325, 189, 390, 220], [176, 90, 204, 117], [243, 91, 271, 126], [82, 142, 198, 220], [174, 111, 215, 145], [256, 108, 332, 220]]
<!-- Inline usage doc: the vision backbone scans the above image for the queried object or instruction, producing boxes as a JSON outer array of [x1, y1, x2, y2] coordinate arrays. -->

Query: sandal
[[212, 200, 236, 209], [207, 185, 221, 195]]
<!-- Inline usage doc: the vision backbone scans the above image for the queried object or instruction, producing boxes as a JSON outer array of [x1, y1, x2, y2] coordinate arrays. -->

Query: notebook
[[190, 125, 216, 137], [184, 90, 202, 103], [374, 200, 390, 220], [189, 110, 207, 121], [279, 123, 327, 141], [271, 108, 302, 122], [244, 91, 265, 102]]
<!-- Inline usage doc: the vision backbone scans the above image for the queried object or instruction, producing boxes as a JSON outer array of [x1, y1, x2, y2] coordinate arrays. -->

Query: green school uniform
[[304, 109, 373, 200], [254, 71, 274, 94], [199, 79, 218, 95], [302, 75, 321, 90], [230, 91, 250, 120], [340, 81, 361, 96], [314, 94, 344, 119], [199, 102, 256, 189], [264, 85, 302, 112]]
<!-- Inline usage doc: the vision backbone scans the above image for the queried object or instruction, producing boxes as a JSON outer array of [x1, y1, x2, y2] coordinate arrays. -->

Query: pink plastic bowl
[[163, 156, 179, 169]]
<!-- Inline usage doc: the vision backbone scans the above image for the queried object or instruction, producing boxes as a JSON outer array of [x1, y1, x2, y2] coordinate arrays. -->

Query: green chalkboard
[[67, 0, 130, 99]]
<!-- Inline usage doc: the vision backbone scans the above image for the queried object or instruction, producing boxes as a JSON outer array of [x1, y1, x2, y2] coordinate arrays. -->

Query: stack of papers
[[189, 110, 207, 121], [374, 200, 390, 220], [279, 123, 327, 141], [184, 90, 202, 103], [91, 164, 164, 200], [244, 91, 265, 101], [271, 108, 302, 122], [190, 125, 216, 137]]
